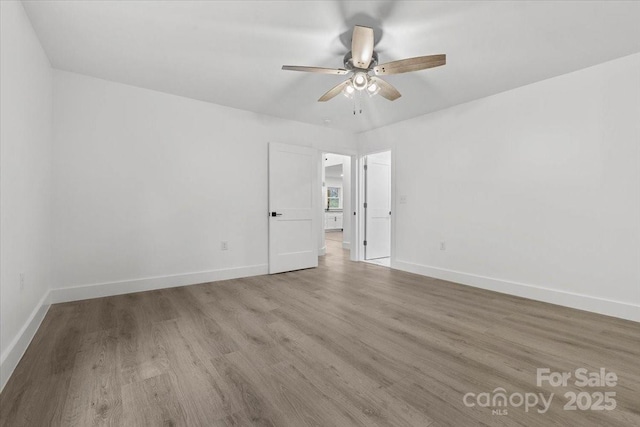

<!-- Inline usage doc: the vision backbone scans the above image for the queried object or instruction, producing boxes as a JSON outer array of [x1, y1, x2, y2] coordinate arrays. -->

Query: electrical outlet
[[19, 273, 25, 291], [440, 242, 446, 251], [221, 241, 228, 251], [399, 195, 408, 204]]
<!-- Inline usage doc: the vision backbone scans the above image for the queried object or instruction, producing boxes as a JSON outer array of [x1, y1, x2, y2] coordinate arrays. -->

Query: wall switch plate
[[221, 241, 228, 251], [19, 273, 25, 291], [440, 242, 446, 251]]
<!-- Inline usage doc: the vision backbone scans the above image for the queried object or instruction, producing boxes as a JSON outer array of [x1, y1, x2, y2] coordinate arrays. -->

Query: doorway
[[321, 153, 352, 260], [363, 151, 391, 267]]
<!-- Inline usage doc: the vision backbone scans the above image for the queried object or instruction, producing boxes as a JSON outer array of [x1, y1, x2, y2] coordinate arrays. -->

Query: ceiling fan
[[282, 25, 446, 102]]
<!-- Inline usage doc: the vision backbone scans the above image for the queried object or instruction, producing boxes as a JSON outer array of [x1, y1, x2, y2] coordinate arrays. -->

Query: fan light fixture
[[342, 83, 355, 98], [282, 25, 446, 103], [367, 82, 380, 96], [352, 72, 368, 91]]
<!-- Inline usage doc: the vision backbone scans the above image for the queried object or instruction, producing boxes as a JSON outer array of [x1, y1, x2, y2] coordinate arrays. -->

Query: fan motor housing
[[344, 51, 378, 71]]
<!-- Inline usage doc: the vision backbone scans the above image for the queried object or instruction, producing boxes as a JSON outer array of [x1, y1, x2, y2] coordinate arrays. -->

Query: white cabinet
[[324, 212, 343, 230]]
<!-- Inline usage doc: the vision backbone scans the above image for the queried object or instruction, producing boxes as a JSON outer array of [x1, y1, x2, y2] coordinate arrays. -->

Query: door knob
[[270, 212, 283, 217]]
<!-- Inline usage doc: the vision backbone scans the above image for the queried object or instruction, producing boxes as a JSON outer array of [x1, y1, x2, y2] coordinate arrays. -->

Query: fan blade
[[351, 26, 374, 69], [373, 54, 446, 75], [370, 77, 401, 101], [318, 80, 350, 102], [282, 65, 348, 75]]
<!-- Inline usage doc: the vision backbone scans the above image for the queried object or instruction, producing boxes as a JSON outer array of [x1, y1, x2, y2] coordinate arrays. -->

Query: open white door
[[269, 142, 318, 274], [365, 151, 391, 260]]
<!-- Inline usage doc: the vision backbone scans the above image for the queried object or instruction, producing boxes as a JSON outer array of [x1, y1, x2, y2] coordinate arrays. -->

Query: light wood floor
[[325, 230, 343, 242], [2, 239, 639, 426]]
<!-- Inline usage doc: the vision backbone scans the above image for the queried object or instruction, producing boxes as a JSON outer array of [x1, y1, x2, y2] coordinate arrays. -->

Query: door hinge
[[364, 202, 368, 208], [363, 240, 367, 246], [364, 164, 368, 171]]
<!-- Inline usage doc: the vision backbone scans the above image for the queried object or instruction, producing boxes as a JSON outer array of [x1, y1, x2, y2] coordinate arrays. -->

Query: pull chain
[[353, 91, 364, 115]]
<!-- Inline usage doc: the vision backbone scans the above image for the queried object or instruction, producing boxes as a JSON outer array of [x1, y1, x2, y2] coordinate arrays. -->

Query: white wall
[[359, 53, 640, 321], [0, 0, 53, 389], [52, 70, 356, 300]]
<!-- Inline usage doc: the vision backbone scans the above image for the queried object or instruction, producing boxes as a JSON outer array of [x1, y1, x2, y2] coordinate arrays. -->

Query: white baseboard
[[393, 260, 640, 323], [342, 242, 351, 250], [50, 264, 269, 304], [1, 290, 51, 393]]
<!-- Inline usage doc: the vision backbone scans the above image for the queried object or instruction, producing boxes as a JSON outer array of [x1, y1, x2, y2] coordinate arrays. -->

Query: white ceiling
[[23, 1, 640, 133]]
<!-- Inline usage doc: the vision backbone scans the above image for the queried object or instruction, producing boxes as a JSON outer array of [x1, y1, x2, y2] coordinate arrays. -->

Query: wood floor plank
[[1, 237, 639, 426], [121, 372, 187, 427], [212, 352, 284, 426], [154, 319, 241, 423], [162, 286, 241, 356], [115, 295, 171, 386], [60, 329, 122, 426]]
